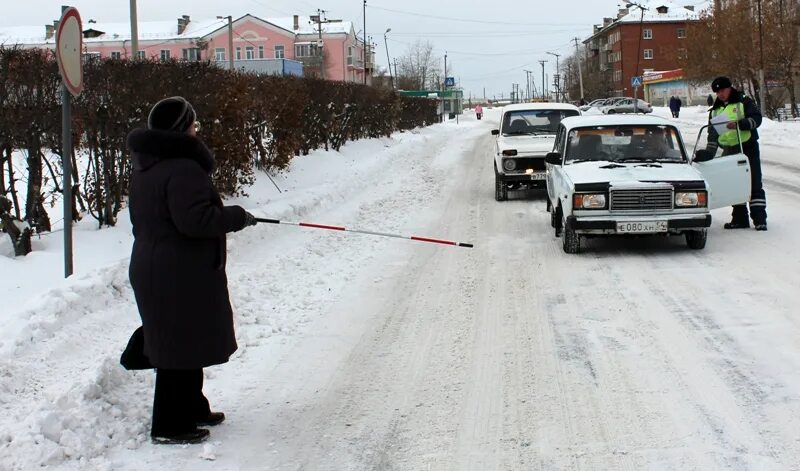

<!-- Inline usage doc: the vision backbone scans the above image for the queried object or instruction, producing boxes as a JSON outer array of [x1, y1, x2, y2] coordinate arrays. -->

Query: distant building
[[583, 1, 709, 98], [0, 13, 374, 83], [643, 68, 710, 106]]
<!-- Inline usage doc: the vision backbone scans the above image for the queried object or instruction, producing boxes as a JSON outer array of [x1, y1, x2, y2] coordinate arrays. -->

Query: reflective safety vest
[[712, 102, 751, 147]]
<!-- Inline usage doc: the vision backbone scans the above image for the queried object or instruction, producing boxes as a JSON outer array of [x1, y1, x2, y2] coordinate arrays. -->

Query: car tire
[[607, 109, 616, 114], [685, 229, 707, 250], [495, 171, 507, 201], [563, 222, 581, 254]]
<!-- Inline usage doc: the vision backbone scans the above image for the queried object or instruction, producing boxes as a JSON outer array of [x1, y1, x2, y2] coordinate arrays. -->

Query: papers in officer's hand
[[711, 114, 733, 134]]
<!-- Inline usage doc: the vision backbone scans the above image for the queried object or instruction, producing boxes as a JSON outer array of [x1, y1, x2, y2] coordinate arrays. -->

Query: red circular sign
[[56, 7, 83, 97]]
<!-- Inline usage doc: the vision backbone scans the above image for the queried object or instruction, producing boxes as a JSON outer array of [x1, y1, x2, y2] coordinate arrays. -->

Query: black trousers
[[151, 368, 211, 436], [723, 140, 767, 225]]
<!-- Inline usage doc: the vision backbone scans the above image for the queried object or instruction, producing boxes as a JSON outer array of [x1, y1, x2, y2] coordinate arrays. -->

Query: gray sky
[[8, 1, 631, 99]]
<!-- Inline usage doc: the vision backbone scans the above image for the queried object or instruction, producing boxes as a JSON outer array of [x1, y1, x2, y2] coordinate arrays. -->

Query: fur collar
[[127, 128, 215, 173]]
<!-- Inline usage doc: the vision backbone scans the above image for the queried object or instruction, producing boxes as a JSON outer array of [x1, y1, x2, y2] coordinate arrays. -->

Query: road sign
[[445, 77, 455, 88], [631, 75, 642, 88], [56, 7, 83, 97]]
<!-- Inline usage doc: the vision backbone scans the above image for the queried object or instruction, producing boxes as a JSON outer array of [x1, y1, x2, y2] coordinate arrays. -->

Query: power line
[[368, 5, 591, 27]]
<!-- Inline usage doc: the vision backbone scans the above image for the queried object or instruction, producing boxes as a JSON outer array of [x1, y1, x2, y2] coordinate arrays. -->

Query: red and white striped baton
[[255, 218, 473, 248]]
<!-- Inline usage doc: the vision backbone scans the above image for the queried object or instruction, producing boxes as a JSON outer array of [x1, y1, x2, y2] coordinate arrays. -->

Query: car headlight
[[573, 193, 607, 209], [503, 159, 517, 171], [675, 191, 707, 207]]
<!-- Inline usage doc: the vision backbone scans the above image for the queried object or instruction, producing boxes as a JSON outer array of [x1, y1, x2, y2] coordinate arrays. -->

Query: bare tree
[[396, 40, 442, 90]]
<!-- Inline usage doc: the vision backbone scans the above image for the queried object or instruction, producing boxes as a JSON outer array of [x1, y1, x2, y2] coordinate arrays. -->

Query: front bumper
[[498, 172, 547, 187], [566, 214, 711, 234]]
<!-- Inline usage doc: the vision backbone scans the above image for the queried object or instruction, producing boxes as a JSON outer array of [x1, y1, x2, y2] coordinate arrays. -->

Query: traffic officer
[[707, 76, 767, 231]]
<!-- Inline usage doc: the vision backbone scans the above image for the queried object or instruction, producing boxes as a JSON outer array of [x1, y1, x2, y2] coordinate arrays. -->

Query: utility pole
[[363, 0, 367, 85], [627, 1, 648, 113], [757, 0, 767, 113], [573, 37, 585, 102], [315, 9, 327, 79], [524, 69, 532, 101], [129, 0, 139, 58], [538, 60, 548, 100], [218, 15, 233, 70], [546, 51, 561, 102]]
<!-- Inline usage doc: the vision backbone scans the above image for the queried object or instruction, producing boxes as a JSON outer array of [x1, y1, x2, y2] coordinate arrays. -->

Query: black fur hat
[[147, 96, 196, 132], [711, 76, 732, 92]]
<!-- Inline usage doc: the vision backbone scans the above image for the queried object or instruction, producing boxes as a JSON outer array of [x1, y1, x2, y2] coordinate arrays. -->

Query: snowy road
[[3, 109, 800, 470]]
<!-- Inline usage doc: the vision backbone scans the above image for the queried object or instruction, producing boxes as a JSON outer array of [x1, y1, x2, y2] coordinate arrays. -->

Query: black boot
[[197, 411, 225, 426], [754, 224, 768, 231], [151, 428, 210, 445], [724, 221, 750, 229]]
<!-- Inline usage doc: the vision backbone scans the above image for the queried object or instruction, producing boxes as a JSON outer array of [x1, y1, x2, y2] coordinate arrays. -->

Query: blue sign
[[445, 77, 455, 87], [631, 75, 643, 88]]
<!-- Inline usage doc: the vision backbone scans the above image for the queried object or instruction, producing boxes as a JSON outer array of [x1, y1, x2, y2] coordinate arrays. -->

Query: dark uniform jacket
[[707, 88, 762, 154], [127, 128, 247, 369]]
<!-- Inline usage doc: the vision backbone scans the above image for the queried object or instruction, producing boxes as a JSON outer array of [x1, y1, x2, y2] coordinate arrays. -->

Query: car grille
[[610, 188, 673, 211], [512, 157, 545, 172]]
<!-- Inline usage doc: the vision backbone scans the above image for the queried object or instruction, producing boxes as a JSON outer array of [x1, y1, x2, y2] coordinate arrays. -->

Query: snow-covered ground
[[2, 106, 799, 470]]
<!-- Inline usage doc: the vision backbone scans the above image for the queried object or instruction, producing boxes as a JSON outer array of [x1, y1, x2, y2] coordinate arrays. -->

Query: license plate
[[530, 172, 546, 180], [616, 221, 668, 233]]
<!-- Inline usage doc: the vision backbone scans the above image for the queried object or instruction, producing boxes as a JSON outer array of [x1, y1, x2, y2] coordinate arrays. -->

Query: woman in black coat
[[127, 96, 256, 444]]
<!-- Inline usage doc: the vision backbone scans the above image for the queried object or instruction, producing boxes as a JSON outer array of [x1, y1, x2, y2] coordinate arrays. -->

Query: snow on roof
[[268, 17, 353, 36], [502, 103, 581, 112], [561, 114, 673, 130], [616, 0, 711, 24]]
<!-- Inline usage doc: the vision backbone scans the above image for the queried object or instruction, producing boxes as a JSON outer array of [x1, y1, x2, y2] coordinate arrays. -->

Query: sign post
[[56, 5, 83, 278], [631, 75, 642, 114]]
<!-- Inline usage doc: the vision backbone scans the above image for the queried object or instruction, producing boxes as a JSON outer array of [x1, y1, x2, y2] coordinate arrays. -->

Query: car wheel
[[607, 109, 616, 114], [685, 229, 707, 250], [495, 172, 507, 201], [563, 222, 581, 254]]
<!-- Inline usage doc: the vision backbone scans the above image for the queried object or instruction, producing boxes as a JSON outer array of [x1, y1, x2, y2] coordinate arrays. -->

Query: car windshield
[[565, 125, 686, 163], [501, 109, 580, 135]]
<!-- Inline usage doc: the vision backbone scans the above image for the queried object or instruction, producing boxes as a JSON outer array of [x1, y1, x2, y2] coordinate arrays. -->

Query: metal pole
[[129, 0, 139, 58], [363, 0, 367, 85], [60, 5, 73, 278], [227, 16, 234, 71], [574, 37, 585, 101], [757, 0, 767, 113], [539, 60, 547, 100], [384, 29, 393, 89]]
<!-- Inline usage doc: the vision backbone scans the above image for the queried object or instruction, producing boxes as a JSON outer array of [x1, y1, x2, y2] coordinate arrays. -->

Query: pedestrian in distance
[[674, 96, 682, 118], [707, 93, 714, 107], [475, 104, 483, 120], [668, 96, 679, 118], [126, 96, 258, 445], [706, 76, 767, 231]]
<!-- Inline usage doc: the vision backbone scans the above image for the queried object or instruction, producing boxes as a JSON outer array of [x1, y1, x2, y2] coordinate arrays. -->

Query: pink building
[[0, 13, 374, 83]]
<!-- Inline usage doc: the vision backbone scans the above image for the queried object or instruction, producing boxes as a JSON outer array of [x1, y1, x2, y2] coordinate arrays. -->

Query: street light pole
[[547, 52, 561, 102], [573, 37, 585, 102], [626, 1, 648, 113], [538, 60, 548, 100], [384, 28, 393, 89]]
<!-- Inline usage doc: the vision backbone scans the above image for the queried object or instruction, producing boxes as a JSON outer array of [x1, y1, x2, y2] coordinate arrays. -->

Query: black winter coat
[[707, 88, 762, 153], [127, 129, 247, 369]]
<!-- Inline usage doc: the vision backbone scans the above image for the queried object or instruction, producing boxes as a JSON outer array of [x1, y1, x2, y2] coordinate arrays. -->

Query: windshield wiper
[[599, 163, 627, 169], [504, 131, 533, 136]]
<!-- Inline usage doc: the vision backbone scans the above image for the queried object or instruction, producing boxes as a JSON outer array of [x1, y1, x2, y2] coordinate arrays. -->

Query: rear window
[[566, 125, 685, 163], [502, 109, 580, 135]]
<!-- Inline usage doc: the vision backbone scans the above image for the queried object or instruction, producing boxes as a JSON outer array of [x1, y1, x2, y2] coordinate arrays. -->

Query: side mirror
[[491, 129, 500, 136], [693, 149, 715, 163], [545, 152, 562, 166]]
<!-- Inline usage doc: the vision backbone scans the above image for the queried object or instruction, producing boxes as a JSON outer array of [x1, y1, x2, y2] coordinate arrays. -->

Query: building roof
[[584, 0, 712, 43]]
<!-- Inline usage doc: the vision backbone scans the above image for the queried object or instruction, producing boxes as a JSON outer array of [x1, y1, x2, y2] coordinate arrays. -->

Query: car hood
[[562, 161, 703, 185], [497, 134, 555, 155]]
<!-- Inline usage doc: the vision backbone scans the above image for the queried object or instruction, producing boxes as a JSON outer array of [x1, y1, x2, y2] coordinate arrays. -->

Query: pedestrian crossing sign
[[631, 76, 643, 88]]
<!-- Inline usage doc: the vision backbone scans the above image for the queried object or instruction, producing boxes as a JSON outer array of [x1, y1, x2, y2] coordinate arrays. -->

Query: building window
[[614, 70, 622, 82], [295, 44, 311, 57], [215, 48, 226, 61], [160, 50, 171, 61], [182, 48, 201, 61], [677, 28, 686, 38], [136, 50, 146, 59], [110, 51, 121, 60], [258, 46, 264, 59], [644, 49, 654, 60], [236, 47, 241, 60], [246, 46, 254, 60], [274, 45, 284, 58], [643, 29, 653, 39]]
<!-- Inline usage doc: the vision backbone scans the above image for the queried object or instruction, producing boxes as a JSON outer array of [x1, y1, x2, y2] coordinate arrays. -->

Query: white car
[[545, 115, 751, 253], [492, 103, 581, 201]]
